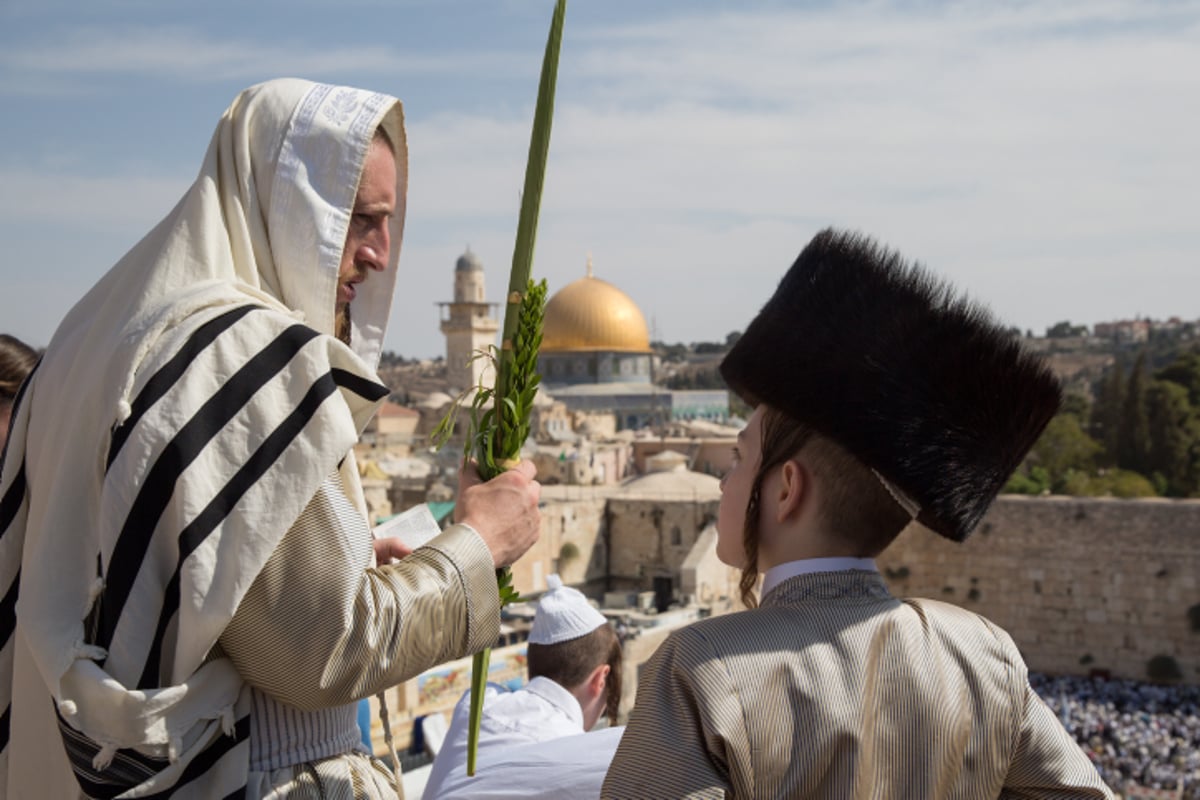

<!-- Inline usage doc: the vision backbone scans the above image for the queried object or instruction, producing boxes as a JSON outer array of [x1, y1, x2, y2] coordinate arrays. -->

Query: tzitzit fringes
[[376, 690, 405, 799]]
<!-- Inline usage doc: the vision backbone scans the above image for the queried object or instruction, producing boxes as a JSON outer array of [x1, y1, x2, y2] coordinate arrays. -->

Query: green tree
[[1156, 350, 1200, 407], [1090, 364, 1124, 466], [1004, 465, 1050, 495], [1105, 469, 1159, 498], [1060, 392, 1090, 421], [1025, 414, 1100, 490], [1046, 320, 1087, 338], [1145, 379, 1200, 496], [1117, 352, 1150, 475], [1060, 469, 1157, 498]]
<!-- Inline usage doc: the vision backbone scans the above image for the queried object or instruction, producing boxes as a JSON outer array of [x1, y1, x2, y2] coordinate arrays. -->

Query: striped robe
[[602, 570, 1114, 799]]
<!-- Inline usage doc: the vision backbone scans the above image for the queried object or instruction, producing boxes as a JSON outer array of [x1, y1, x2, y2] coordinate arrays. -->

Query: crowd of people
[[1031, 672, 1200, 798]]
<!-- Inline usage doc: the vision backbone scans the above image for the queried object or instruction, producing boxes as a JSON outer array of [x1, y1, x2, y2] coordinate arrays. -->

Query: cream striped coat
[[602, 570, 1113, 799]]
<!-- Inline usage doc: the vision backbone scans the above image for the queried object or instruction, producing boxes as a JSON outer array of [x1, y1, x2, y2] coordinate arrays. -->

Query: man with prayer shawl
[[0, 78, 542, 798]]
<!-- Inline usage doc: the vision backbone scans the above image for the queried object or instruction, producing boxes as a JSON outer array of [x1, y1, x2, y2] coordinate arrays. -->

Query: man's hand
[[373, 537, 414, 565], [456, 460, 541, 568]]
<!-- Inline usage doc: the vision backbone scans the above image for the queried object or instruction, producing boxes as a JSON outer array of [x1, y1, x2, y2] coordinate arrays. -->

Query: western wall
[[533, 488, 1200, 685], [878, 495, 1200, 683]]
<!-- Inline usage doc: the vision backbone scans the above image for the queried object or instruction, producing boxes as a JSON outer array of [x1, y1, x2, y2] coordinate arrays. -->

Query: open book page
[[373, 503, 443, 552]]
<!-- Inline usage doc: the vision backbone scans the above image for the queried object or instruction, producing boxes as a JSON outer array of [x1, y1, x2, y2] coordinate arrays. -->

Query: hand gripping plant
[[431, 0, 566, 777]]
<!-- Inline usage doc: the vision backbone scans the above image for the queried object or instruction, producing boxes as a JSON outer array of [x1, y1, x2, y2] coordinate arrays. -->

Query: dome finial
[[586, 253, 594, 279], [456, 248, 483, 272]]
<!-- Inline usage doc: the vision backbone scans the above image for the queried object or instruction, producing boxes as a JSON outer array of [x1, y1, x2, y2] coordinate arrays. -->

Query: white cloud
[[0, 25, 525, 83], [0, 168, 189, 228], [2, 0, 1197, 357]]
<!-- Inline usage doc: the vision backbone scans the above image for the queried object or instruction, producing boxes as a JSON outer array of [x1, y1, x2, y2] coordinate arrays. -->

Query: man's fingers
[[510, 459, 537, 480], [461, 458, 483, 481], [373, 537, 414, 564]]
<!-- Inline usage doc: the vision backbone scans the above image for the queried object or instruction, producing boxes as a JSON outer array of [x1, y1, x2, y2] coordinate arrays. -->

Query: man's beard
[[336, 303, 352, 346]]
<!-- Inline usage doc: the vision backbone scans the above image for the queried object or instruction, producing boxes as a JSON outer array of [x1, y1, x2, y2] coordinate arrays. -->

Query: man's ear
[[775, 458, 808, 523], [587, 663, 610, 699]]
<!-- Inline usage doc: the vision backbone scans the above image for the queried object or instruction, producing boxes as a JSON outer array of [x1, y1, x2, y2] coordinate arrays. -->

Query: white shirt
[[428, 726, 624, 800], [423, 676, 591, 798], [760, 557, 878, 598]]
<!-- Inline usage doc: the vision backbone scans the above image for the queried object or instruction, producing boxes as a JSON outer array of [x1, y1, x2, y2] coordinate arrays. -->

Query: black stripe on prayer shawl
[[330, 366, 390, 403], [140, 714, 251, 800], [0, 571, 18, 659], [56, 703, 170, 799], [54, 703, 250, 800], [0, 577, 15, 755], [0, 462, 24, 544], [1, 363, 37, 757], [137, 368, 356, 688], [0, 473, 25, 672], [0, 467, 22, 756], [95, 324, 321, 655], [107, 305, 261, 473]]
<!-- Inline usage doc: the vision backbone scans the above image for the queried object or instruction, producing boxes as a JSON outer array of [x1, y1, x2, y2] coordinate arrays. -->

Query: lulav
[[430, 0, 566, 778]]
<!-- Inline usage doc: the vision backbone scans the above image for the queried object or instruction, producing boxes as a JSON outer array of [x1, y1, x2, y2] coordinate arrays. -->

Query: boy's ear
[[775, 458, 809, 523]]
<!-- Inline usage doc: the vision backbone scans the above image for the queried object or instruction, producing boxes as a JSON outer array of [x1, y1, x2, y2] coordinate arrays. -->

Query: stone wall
[[511, 493, 609, 596], [606, 496, 721, 594], [878, 495, 1200, 683]]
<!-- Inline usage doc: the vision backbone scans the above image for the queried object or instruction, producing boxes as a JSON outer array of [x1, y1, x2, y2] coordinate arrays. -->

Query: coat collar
[[760, 569, 894, 609]]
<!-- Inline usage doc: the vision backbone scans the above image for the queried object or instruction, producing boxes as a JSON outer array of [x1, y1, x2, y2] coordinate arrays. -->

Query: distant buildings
[[1089, 316, 1196, 345]]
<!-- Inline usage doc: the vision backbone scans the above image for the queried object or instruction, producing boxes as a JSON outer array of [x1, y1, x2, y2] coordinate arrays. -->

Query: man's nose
[[363, 225, 389, 270]]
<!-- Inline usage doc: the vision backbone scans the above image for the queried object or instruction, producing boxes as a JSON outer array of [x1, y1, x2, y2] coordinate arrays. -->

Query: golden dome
[[541, 261, 651, 353]]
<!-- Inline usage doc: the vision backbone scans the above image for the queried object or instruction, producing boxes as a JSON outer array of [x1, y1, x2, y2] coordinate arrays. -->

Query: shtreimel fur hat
[[720, 228, 1062, 543]]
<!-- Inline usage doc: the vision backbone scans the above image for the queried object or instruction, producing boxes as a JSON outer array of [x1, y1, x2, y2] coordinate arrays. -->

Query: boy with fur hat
[[424, 575, 624, 799], [602, 229, 1112, 798]]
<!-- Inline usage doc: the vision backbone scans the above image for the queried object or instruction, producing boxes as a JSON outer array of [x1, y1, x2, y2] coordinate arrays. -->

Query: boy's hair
[[527, 622, 623, 726], [737, 406, 910, 608]]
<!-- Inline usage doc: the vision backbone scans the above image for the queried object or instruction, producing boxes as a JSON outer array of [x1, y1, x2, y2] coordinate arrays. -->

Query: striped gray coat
[[602, 570, 1114, 799]]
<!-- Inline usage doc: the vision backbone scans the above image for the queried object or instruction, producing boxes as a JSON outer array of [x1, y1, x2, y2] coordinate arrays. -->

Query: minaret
[[438, 248, 500, 391]]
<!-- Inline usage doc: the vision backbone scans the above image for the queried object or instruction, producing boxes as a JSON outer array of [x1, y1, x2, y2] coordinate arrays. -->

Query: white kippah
[[528, 574, 608, 645]]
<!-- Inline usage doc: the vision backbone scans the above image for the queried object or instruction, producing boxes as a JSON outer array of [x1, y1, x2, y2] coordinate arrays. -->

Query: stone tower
[[438, 248, 499, 392]]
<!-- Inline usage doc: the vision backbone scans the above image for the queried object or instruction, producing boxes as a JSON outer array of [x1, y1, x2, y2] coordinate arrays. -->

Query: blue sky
[[2, 0, 1197, 357]]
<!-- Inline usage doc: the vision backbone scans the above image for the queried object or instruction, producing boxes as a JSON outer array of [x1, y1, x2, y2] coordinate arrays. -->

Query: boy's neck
[[759, 522, 867, 571]]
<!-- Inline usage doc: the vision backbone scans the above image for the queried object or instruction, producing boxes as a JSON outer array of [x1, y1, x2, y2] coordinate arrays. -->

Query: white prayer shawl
[[430, 727, 625, 800], [0, 78, 407, 798], [424, 677, 588, 798]]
